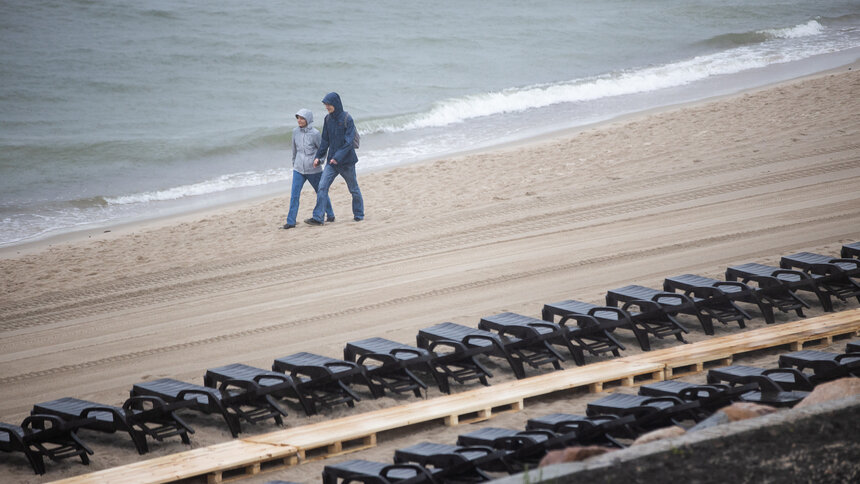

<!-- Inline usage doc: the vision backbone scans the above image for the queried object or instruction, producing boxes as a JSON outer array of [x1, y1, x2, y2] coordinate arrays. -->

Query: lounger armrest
[[651, 292, 695, 307], [835, 352, 860, 362], [741, 375, 784, 393], [463, 334, 503, 348], [323, 361, 361, 372], [558, 313, 599, 328], [528, 321, 564, 333], [251, 373, 292, 385], [491, 324, 539, 340], [588, 306, 633, 323], [175, 388, 218, 406], [79, 406, 126, 425], [761, 368, 813, 390], [123, 395, 171, 412], [678, 385, 725, 401], [828, 258, 860, 269], [288, 364, 336, 380], [389, 348, 425, 359], [218, 378, 267, 399], [554, 419, 595, 433], [23, 414, 95, 455], [713, 281, 751, 291], [21, 414, 67, 433], [426, 339, 469, 355], [380, 463, 434, 481], [641, 396, 684, 406], [356, 352, 398, 367], [620, 299, 659, 313], [0, 425, 23, 446], [804, 263, 848, 276], [491, 434, 540, 449], [454, 445, 496, 457], [772, 269, 810, 280]]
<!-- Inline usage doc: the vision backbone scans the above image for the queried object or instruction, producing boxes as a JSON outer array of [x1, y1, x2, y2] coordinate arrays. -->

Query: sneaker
[[282, 224, 295, 229], [304, 218, 324, 226], [326, 216, 335, 223], [354, 217, 363, 222]]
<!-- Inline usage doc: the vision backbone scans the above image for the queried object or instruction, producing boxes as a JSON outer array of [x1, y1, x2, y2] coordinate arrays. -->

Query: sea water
[[2, 0, 859, 246]]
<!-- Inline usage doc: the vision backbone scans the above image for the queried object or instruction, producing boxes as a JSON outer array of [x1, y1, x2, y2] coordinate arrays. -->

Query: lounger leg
[[217, 405, 241, 437], [508, 358, 527, 379], [24, 450, 46, 475], [541, 307, 554, 322], [810, 286, 834, 312], [698, 314, 715, 335], [631, 326, 651, 351], [128, 429, 149, 454], [760, 303, 775, 324]]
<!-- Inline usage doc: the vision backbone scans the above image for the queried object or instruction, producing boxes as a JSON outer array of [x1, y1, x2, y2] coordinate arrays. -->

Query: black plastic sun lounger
[[526, 413, 634, 440], [638, 380, 755, 417], [848, 340, 860, 353], [344, 338, 439, 397], [606, 284, 714, 335], [393, 442, 502, 482], [663, 274, 782, 324], [477, 312, 567, 376], [606, 284, 731, 336], [841, 242, 860, 259], [777, 350, 860, 383], [542, 299, 675, 352], [204, 363, 315, 416], [323, 459, 439, 484], [586, 393, 700, 432], [0, 415, 93, 475], [540, 301, 626, 357], [32, 396, 193, 454], [524, 413, 633, 448], [417, 320, 561, 385], [706, 367, 812, 407], [272, 352, 375, 412], [454, 428, 557, 473], [706, 365, 813, 391], [131, 378, 287, 437], [416, 322, 496, 393], [779, 252, 860, 303], [725, 263, 836, 312]]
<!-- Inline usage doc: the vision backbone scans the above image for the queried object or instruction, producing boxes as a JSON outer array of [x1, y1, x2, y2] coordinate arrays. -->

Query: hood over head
[[295, 108, 314, 126], [321, 92, 344, 115]]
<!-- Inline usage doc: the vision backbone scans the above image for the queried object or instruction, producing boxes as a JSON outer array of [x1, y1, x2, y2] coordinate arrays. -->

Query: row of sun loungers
[[3, 243, 859, 475], [322, 340, 859, 483]]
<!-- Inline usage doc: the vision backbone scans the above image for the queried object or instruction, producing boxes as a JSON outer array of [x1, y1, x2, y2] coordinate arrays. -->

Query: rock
[[720, 402, 778, 421], [795, 377, 860, 409], [539, 445, 615, 467], [689, 402, 777, 432], [631, 425, 686, 445]]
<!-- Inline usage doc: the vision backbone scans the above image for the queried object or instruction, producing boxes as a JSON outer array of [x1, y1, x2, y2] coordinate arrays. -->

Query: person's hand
[[329, 159, 338, 165], [313, 158, 320, 167]]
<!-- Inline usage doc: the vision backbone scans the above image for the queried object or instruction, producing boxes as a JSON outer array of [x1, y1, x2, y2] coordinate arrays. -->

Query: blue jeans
[[287, 170, 333, 226], [312, 163, 364, 222]]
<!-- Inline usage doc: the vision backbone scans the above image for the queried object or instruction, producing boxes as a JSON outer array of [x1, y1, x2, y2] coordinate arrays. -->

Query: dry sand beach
[[1, 64, 859, 483]]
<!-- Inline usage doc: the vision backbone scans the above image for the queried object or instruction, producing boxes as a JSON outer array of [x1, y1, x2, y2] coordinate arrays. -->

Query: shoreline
[[2, 51, 858, 258]]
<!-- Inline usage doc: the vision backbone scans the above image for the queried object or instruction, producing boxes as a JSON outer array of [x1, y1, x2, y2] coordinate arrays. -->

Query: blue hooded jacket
[[316, 92, 358, 166]]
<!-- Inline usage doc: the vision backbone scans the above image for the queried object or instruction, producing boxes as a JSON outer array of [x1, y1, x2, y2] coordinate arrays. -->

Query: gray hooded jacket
[[292, 108, 322, 175]]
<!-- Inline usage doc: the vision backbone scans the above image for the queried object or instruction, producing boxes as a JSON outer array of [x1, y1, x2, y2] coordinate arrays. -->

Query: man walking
[[305, 92, 364, 225]]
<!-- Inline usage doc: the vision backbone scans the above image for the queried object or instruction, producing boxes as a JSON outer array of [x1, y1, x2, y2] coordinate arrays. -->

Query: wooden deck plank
[[51, 308, 860, 484]]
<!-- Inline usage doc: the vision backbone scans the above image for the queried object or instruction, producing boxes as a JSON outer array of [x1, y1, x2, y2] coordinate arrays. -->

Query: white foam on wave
[[105, 168, 291, 205], [371, 19, 840, 134], [761, 19, 824, 39]]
